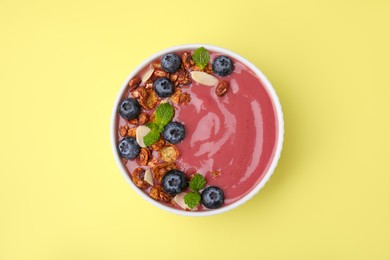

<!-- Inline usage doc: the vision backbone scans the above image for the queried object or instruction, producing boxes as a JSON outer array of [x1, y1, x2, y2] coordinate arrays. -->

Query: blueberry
[[161, 53, 182, 73], [118, 137, 140, 159], [118, 98, 140, 120], [201, 186, 224, 209], [154, 77, 174, 98], [162, 169, 188, 195], [212, 56, 234, 77], [163, 121, 185, 144]]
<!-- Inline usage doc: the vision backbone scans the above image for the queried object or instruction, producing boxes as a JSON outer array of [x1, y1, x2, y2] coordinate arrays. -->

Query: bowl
[[111, 44, 284, 216]]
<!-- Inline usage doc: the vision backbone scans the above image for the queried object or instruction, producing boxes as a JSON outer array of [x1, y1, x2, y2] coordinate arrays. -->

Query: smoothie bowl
[[111, 44, 284, 216]]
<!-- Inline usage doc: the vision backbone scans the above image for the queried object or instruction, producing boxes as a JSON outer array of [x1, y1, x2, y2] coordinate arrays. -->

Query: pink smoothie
[[116, 50, 278, 210]]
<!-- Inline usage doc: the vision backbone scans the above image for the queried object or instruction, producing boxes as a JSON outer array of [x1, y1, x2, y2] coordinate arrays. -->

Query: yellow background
[[0, 0, 389, 259]]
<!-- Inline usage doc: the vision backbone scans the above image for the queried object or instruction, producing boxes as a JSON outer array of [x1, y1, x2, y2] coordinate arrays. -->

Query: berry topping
[[201, 186, 224, 209], [118, 98, 140, 120], [153, 77, 174, 98], [161, 53, 182, 73], [212, 56, 234, 77], [161, 169, 188, 195], [163, 121, 185, 144], [118, 137, 140, 159]]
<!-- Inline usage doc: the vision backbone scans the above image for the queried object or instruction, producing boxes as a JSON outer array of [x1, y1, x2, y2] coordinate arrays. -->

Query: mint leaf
[[142, 103, 174, 147], [146, 122, 159, 132], [192, 47, 210, 70], [189, 173, 206, 191], [143, 130, 160, 147], [155, 102, 174, 126], [184, 192, 201, 209]]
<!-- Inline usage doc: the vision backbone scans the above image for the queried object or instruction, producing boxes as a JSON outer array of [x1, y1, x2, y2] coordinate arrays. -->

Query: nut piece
[[147, 157, 159, 168], [149, 185, 172, 202], [152, 61, 161, 69], [151, 137, 165, 151], [131, 167, 150, 189], [176, 69, 191, 86], [170, 72, 179, 83], [210, 170, 221, 178], [170, 88, 182, 104], [138, 148, 151, 166], [119, 125, 129, 137], [128, 118, 138, 125], [138, 88, 158, 110], [145, 81, 153, 89], [158, 145, 180, 163], [127, 127, 137, 138], [153, 69, 167, 78], [121, 158, 128, 164], [204, 63, 213, 74], [138, 112, 149, 125], [144, 169, 154, 185], [152, 162, 177, 182], [215, 80, 229, 97], [142, 68, 154, 83], [180, 92, 191, 105], [181, 52, 193, 69], [128, 76, 141, 91], [136, 87, 148, 99], [191, 71, 218, 86], [131, 90, 140, 99]]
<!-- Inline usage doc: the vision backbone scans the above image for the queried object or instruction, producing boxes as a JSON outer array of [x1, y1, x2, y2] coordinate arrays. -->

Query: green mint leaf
[[155, 102, 174, 127], [143, 129, 160, 146], [192, 47, 210, 70], [189, 173, 206, 191], [184, 192, 201, 209], [146, 122, 159, 132]]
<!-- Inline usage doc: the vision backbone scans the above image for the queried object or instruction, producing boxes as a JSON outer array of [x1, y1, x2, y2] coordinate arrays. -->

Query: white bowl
[[111, 44, 284, 216]]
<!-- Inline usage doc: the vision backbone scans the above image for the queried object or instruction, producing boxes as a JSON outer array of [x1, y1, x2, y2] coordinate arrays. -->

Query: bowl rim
[[110, 44, 284, 216]]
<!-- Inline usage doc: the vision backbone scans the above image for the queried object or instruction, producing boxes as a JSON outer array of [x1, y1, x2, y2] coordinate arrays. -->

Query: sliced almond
[[143, 169, 154, 185], [190, 71, 218, 86], [142, 67, 154, 83], [136, 125, 151, 148]]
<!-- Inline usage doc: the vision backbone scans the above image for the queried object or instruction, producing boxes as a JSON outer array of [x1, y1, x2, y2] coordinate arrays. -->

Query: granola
[[119, 125, 129, 137], [131, 167, 150, 189], [210, 170, 221, 178], [128, 76, 141, 91], [137, 112, 149, 125], [138, 88, 158, 110], [149, 185, 172, 202], [151, 137, 165, 151], [159, 144, 180, 163], [127, 127, 137, 138], [117, 47, 236, 211], [215, 80, 229, 97], [138, 148, 150, 166]]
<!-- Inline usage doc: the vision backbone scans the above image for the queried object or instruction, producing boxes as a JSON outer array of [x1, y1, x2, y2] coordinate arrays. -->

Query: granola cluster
[[117, 48, 232, 209], [118, 52, 200, 203]]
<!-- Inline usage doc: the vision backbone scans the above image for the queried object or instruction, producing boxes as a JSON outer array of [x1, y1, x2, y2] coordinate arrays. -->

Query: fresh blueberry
[[201, 186, 224, 209], [163, 121, 185, 144], [212, 56, 234, 77], [162, 169, 188, 195], [118, 98, 140, 120], [154, 77, 174, 98], [161, 53, 182, 73], [118, 137, 140, 159]]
